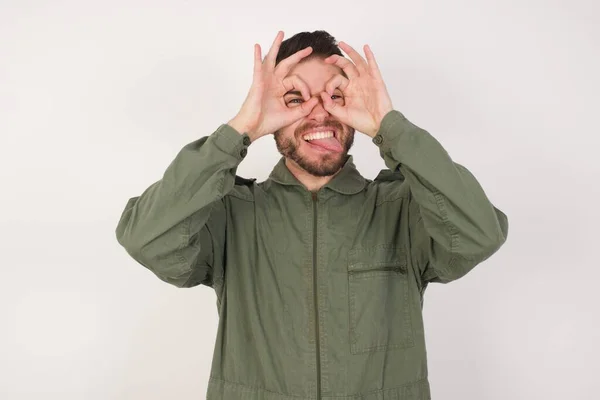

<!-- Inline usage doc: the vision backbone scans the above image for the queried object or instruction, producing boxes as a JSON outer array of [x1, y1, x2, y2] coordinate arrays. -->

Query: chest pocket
[[347, 244, 415, 354]]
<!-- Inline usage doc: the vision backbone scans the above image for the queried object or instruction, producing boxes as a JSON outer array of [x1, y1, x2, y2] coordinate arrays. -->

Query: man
[[116, 30, 508, 400]]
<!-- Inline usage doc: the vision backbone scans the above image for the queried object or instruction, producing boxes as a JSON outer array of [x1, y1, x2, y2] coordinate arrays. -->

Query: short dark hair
[[275, 30, 347, 77]]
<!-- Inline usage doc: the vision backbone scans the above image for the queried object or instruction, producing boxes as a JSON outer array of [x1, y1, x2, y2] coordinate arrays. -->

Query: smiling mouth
[[301, 130, 343, 153]]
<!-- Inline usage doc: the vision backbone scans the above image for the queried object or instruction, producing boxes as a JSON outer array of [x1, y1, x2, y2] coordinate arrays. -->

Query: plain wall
[[1, 0, 599, 399]]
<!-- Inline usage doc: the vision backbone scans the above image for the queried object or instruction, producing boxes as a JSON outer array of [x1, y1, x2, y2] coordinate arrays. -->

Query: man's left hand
[[320, 42, 394, 138]]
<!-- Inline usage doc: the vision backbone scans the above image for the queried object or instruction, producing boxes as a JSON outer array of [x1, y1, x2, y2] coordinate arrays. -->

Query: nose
[[306, 95, 330, 121]]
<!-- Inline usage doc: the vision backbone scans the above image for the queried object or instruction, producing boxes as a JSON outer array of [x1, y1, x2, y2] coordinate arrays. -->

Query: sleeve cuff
[[371, 110, 410, 153], [213, 123, 252, 159]]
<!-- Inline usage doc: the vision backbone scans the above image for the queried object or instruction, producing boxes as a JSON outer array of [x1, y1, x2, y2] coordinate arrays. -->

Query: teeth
[[302, 131, 334, 141]]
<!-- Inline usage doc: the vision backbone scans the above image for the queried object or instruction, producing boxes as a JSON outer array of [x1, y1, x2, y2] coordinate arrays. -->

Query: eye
[[287, 94, 342, 105]]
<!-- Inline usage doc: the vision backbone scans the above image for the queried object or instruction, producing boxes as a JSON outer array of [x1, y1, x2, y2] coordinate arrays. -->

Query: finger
[[281, 96, 318, 126], [282, 75, 312, 101], [296, 96, 319, 118], [324, 74, 349, 96], [253, 44, 262, 81], [264, 31, 284, 69], [320, 91, 347, 122], [338, 41, 368, 73], [323, 54, 360, 80], [274, 46, 313, 78], [364, 44, 384, 81]]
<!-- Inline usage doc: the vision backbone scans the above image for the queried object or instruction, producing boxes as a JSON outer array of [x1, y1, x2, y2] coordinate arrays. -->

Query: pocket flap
[[348, 244, 407, 273]]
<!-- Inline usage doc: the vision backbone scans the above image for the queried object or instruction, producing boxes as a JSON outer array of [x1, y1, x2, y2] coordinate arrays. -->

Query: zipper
[[312, 191, 321, 400]]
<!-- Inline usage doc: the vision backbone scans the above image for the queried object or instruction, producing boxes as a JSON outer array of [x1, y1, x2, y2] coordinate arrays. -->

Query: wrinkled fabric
[[116, 110, 509, 399]]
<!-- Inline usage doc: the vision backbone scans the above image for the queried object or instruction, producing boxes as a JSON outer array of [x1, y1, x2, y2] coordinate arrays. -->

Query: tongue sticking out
[[307, 137, 344, 153]]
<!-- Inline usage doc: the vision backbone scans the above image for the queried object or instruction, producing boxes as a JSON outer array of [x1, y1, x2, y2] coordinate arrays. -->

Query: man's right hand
[[228, 31, 319, 142]]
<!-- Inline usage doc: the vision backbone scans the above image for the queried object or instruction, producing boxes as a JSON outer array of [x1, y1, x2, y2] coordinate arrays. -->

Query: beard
[[274, 122, 356, 177]]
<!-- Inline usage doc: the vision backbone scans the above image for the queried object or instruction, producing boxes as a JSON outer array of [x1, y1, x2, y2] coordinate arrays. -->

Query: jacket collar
[[267, 155, 367, 195]]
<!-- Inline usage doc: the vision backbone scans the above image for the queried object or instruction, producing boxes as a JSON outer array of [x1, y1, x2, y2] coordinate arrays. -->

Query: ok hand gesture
[[229, 31, 319, 141], [319, 42, 394, 138]]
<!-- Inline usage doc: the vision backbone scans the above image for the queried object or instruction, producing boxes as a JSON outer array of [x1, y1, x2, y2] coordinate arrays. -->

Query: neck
[[285, 158, 342, 192]]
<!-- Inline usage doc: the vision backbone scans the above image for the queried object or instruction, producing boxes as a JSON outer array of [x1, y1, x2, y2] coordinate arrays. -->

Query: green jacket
[[115, 110, 508, 400]]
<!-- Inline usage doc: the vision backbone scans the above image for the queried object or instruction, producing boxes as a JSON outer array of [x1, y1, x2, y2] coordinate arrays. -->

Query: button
[[243, 136, 251, 146], [240, 148, 248, 157], [373, 135, 384, 145]]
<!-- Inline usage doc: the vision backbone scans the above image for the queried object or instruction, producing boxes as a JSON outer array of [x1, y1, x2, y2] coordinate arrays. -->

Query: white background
[[1, 0, 599, 399]]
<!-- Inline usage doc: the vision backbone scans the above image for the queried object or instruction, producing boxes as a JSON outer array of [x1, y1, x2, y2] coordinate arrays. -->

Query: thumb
[[320, 92, 346, 122], [291, 96, 319, 120]]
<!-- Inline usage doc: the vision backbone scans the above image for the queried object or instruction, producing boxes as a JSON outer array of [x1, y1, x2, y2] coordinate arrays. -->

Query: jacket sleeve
[[374, 110, 509, 284], [115, 124, 251, 288]]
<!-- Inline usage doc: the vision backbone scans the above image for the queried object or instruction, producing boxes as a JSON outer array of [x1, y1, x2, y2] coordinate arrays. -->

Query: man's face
[[274, 57, 355, 177]]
